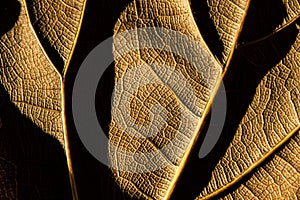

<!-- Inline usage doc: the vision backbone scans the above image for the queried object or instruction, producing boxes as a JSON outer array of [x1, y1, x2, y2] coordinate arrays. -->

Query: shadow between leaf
[[64, 0, 132, 199], [0, 86, 72, 199], [170, 17, 299, 200], [189, 0, 224, 62], [0, 0, 20, 37]]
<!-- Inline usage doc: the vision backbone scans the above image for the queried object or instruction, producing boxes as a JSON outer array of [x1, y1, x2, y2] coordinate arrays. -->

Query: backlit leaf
[[0, 0, 86, 198]]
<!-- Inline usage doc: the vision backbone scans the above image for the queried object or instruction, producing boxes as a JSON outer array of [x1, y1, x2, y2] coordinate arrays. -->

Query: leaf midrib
[[198, 126, 300, 200], [23, 0, 87, 199], [197, 14, 300, 200], [166, 0, 253, 199]]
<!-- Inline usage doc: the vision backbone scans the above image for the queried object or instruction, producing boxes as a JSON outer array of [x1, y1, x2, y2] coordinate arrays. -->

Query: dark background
[[0, 0, 298, 199]]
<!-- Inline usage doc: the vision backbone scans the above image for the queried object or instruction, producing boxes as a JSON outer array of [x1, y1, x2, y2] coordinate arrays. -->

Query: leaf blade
[[219, 130, 300, 200], [24, 0, 86, 74], [198, 22, 300, 200], [108, 0, 251, 199], [0, 0, 86, 199]]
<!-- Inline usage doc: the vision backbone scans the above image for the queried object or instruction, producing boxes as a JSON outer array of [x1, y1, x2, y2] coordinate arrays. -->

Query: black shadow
[[0, 0, 20, 37], [0, 86, 72, 199]]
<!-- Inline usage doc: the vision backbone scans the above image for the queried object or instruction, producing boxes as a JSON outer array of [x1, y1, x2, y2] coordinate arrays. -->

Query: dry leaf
[[198, 23, 300, 200], [108, 0, 300, 199], [0, 0, 86, 198], [108, 0, 249, 199], [0, 0, 299, 199]]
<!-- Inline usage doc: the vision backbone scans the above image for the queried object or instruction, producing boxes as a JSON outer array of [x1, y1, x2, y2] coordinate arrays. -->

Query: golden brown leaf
[[108, 0, 250, 199], [205, 0, 250, 65], [197, 22, 300, 200], [25, 0, 86, 73], [0, 0, 85, 142], [106, 0, 300, 199], [0, 0, 299, 199], [220, 131, 300, 200], [0, 0, 62, 141], [0, 0, 86, 198]]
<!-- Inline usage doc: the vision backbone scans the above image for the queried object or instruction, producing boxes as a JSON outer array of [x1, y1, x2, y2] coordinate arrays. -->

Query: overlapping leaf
[[0, 0, 85, 142], [109, 0, 300, 199], [198, 23, 300, 200], [0, 0, 299, 199], [109, 0, 250, 199], [0, 0, 86, 198]]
